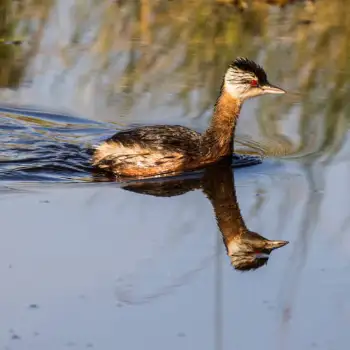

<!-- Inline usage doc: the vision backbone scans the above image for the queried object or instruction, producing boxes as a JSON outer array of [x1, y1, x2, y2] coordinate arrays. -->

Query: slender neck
[[201, 89, 242, 160], [201, 161, 247, 254]]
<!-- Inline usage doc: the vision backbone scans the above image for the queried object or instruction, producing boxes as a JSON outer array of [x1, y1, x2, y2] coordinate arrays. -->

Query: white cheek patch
[[224, 81, 242, 98], [224, 68, 254, 99]]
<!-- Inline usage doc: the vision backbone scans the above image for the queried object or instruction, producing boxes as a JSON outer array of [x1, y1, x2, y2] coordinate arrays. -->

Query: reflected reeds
[[0, 0, 53, 88], [0, 0, 348, 164]]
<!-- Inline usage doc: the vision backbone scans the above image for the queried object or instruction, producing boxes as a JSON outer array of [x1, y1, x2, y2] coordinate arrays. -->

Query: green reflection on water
[[0, 0, 349, 163]]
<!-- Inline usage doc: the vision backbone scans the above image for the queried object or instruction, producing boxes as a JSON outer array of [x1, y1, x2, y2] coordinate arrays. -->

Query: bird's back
[[92, 125, 201, 177]]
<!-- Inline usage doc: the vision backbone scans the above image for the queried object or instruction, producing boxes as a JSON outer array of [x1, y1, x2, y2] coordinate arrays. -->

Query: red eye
[[251, 79, 258, 87]]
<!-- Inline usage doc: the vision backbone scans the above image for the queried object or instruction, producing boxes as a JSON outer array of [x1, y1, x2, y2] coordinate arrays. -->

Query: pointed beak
[[262, 83, 286, 95], [266, 240, 289, 251]]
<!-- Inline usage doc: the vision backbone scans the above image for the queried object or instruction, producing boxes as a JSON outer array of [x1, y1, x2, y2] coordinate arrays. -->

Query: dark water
[[1, 1, 350, 349], [0, 105, 263, 182], [0, 105, 98, 181]]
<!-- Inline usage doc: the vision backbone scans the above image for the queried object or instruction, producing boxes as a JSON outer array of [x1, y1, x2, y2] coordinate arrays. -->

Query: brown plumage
[[201, 160, 288, 271], [123, 158, 289, 271], [92, 57, 285, 178]]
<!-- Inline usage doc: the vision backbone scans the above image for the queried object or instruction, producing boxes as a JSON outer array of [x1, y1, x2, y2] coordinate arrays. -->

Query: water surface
[[1, 1, 350, 349]]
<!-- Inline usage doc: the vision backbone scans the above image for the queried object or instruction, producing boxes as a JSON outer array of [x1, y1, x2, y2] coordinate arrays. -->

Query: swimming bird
[[92, 57, 285, 178]]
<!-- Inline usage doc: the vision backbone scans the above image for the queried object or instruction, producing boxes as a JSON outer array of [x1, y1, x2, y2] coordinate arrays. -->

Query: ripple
[[0, 105, 303, 184], [0, 105, 110, 182]]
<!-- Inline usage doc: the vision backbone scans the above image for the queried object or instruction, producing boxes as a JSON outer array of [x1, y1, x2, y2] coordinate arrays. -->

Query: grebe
[[123, 158, 289, 271], [92, 57, 285, 178]]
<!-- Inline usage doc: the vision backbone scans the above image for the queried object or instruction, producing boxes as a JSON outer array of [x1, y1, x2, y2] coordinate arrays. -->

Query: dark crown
[[229, 57, 268, 83]]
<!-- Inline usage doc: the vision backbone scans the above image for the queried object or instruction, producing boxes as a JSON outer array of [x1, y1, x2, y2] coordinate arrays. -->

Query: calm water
[[1, 1, 350, 349]]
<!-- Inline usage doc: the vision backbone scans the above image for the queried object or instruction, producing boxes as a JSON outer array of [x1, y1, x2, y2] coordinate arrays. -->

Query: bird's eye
[[250, 79, 259, 87]]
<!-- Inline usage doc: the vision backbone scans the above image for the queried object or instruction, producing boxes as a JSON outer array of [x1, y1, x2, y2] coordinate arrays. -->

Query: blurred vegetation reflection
[[0, 0, 52, 88], [0, 0, 349, 163]]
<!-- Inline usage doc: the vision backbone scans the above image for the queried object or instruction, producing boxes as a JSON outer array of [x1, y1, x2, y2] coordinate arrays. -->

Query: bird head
[[224, 57, 286, 101]]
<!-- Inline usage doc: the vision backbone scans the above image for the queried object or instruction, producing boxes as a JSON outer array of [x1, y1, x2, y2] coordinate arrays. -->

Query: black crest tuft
[[230, 57, 268, 83]]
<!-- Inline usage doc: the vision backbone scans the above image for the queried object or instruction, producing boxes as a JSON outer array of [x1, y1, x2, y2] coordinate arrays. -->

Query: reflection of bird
[[92, 58, 285, 178], [123, 158, 288, 271]]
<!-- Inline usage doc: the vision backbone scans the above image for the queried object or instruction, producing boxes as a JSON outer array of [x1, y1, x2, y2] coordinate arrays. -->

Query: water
[[1, 0, 350, 349]]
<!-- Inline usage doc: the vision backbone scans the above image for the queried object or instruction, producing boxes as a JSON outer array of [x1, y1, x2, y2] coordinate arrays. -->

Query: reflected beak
[[262, 83, 286, 95], [266, 240, 289, 251]]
